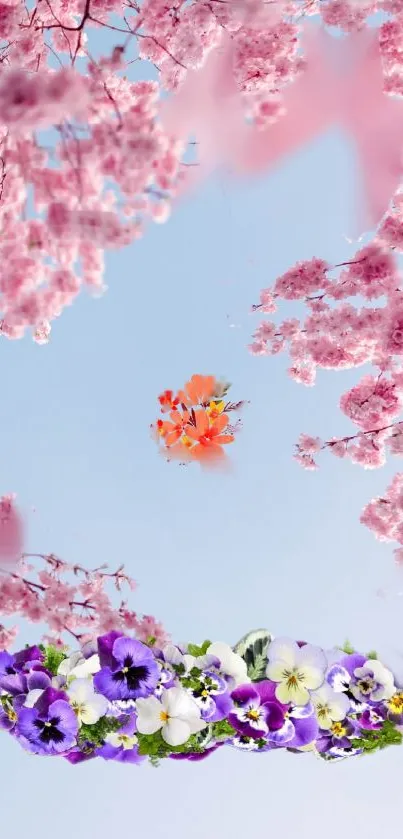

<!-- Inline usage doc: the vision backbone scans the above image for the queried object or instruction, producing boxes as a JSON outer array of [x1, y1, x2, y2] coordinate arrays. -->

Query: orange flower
[[185, 409, 234, 458], [177, 374, 217, 407], [157, 409, 190, 447], [158, 389, 179, 413]]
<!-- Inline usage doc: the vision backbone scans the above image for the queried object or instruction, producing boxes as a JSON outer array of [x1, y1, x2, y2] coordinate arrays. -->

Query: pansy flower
[[67, 678, 109, 725], [15, 687, 78, 756], [57, 650, 101, 684], [357, 706, 386, 730], [93, 632, 160, 702], [98, 715, 145, 765], [316, 717, 359, 753], [311, 683, 350, 730], [0, 647, 45, 695], [229, 681, 287, 741], [136, 686, 207, 747], [190, 671, 233, 721], [329, 655, 395, 704], [266, 638, 327, 705], [386, 691, 403, 724], [350, 660, 395, 703]]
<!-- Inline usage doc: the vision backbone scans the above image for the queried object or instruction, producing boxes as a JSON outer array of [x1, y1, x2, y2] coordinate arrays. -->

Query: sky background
[[1, 46, 403, 835]]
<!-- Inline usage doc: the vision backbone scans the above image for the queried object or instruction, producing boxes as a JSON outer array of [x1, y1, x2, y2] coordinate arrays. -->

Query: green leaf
[[78, 716, 125, 749], [146, 636, 157, 647], [233, 629, 273, 681], [43, 645, 68, 676], [211, 719, 236, 741], [137, 729, 204, 759], [340, 640, 355, 655], [366, 650, 378, 660], [187, 640, 212, 658], [351, 720, 402, 756]]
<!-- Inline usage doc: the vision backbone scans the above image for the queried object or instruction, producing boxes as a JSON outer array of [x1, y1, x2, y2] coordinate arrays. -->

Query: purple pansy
[[0, 647, 48, 695], [229, 681, 287, 740], [191, 671, 233, 721], [358, 706, 386, 730], [229, 681, 319, 749], [316, 717, 358, 753], [15, 687, 78, 755], [93, 633, 160, 701], [97, 715, 145, 764]]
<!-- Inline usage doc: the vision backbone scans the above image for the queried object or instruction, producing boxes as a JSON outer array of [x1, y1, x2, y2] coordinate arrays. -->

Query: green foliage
[[211, 719, 236, 741], [43, 645, 68, 675], [351, 720, 402, 755], [187, 640, 212, 657], [146, 636, 156, 647], [366, 650, 378, 660], [233, 629, 272, 681], [77, 716, 125, 749], [136, 729, 204, 760], [340, 640, 355, 655]]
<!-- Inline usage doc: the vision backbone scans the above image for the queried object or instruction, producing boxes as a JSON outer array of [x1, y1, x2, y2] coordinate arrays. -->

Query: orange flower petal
[[210, 413, 229, 434]]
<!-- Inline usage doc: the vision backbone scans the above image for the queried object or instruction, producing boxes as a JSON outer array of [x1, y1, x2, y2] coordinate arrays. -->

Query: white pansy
[[104, 732, 138, 751], [136, 687, 207, 747], [206, 642, 249, 686], [266, 637, 326, 705], [311, 683, 350, 730], [58, 652, 101, 682], [352, 659, 395, 702], [67, 678, 108, 725]]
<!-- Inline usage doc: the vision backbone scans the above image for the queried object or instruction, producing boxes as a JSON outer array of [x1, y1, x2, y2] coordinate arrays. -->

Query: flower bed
[[1, 629, 402, 765]]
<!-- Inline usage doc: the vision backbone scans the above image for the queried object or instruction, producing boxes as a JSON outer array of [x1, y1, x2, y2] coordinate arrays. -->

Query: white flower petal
[[163, 645, 184, 667], [267, 638, 298, 669], [67, 678, 93, 703], [57, 651, 82, 676], [135, 696, 163, 735], [162, 718, 191, 747], [207, 642, 248, 685], [300, 664, 325, 691], [276, 680, 309, 706], [163, 687, 200, 719], [86, 693, 109, 722]]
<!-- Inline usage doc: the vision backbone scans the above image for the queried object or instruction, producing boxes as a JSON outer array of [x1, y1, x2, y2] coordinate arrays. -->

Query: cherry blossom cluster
[[1, 628, 402, 765], [2, 0, 402, 342], [249, 197, 403, 557], [0, 550, 168, 651]]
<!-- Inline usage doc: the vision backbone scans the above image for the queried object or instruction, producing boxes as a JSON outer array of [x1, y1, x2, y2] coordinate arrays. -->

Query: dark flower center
[[5, 666, 16, 675], [112, 656, 149, 691], [35, 716, 65, 744]]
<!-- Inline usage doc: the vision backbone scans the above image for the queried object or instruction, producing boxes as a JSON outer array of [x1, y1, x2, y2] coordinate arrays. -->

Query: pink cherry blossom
[[0, 548, 169, 650], [340, 376, 403, 430]]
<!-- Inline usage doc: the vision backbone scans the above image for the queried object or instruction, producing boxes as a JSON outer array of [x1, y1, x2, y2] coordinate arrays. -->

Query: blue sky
[[1, 112, 403, 832]]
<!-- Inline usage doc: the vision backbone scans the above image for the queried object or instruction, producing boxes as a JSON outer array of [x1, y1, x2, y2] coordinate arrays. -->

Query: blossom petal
[[162, 718, 191, 746], [135, 696, 163, 735], [267, 638, 299, 669]]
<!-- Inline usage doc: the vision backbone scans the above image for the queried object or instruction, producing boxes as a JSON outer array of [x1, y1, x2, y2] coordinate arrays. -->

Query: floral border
[[1, 630, 402, 765]]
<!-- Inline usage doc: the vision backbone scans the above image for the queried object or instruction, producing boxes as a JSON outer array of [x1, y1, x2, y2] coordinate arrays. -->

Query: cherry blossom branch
[[0, 552, 169, 650]]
